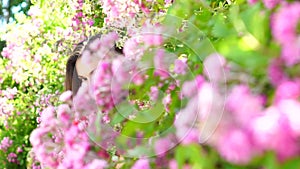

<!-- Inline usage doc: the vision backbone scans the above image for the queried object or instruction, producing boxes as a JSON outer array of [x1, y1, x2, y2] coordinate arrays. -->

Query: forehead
[[75, 49, 121, 77], [75, 56, 99, 78]]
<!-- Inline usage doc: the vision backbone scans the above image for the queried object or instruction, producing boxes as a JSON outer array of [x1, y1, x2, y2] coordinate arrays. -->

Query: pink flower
[[0, 137, 13, 151], [131, 158, 150, 169], [174, 58, 187, 74], [7, 152, 18, 163], [268, 58, 288, 86], [57, 104, 72, 126], [2, 87, 18, 99], [123, 38, 144, 60], [181, 76, 204, 98], [263, 0, 282, 9], [168, 159, 192, 169], [181, 129, 199, 145], [85, 159, 107, 169], [226, 85, 263, 127], [142, 23, 164, 46], [271, 2, 300, 66], [112, 59, 130, 83], [154, 137, 172, 156], [216, 128, 255, 164], [278, 99, 300, 137], [163, 94, 171, 112], [40, 106, 56, 127], [17, 147, 23, 153], [73, 82, 98, 114], [150, 86, 159, 101], [154, 49, 169, 78], [87, 19, 94, 26], [248, 0, 258, 5], [274, 81, 300, 102], [251, 106, 298, 160], [203, 53, 227, 83], [59, 90, 72, 102]]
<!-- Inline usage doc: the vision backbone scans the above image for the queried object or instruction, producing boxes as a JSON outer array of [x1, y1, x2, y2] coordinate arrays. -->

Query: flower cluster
[[271, 2, 300, 66], [30, 93, 108, 169]]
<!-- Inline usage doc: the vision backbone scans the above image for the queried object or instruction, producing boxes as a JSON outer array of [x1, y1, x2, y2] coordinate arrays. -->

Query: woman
[[65, 34, 123, 94]]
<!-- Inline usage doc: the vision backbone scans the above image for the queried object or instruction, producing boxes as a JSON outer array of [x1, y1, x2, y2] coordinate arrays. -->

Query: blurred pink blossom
[[131, 158, 150, 169], [174, 58, 187, 74], [271, 2, 300, 66]]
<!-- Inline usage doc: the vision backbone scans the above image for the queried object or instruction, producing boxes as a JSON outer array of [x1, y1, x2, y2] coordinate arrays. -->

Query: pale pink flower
[[226, 85, 263, 127], [251, 106, 298, 160], [112, 59, 130, 83], [123, 37, 144, 60], [203, 53, 227, 83], [278, 99, 300, 137], [154, 137, 171, 156], [181, 76, 204, 98], [216, 128, 255, 164], [59, 90, 72, 102], [163, 93, 171, 107], [150, 86, 159, 101], [181, 129, 199, 145], [57, 104, 72, 126], [174, 58, 187, 74], [154, 49, 169, 78], [142, 23, 164, 46], [131, 158, 150, 169], [85, 159, 107, 169], [0, 137, 13, 151]]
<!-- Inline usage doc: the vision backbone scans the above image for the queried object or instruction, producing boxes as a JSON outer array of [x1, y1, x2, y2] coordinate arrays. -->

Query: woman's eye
[[79, 77, 88, 81]]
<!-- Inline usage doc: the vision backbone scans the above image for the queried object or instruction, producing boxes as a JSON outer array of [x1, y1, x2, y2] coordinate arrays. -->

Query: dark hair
[[65, 34, 123, 95]]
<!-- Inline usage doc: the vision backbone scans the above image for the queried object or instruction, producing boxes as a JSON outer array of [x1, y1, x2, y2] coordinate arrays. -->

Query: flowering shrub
[[1, 0, 300, 169], [0, 0, 103, 168]]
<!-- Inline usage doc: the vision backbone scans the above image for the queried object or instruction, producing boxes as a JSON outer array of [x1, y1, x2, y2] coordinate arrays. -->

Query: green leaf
[[281, 157, 300, 169], [212, 14, 235, 38]]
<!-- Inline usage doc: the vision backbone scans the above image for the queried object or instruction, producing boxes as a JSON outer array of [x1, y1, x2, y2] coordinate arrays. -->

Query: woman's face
[[75, 49, 121, 85], [75, 56, 99, 84]]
